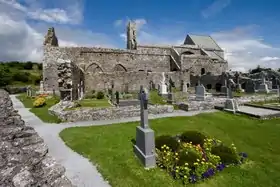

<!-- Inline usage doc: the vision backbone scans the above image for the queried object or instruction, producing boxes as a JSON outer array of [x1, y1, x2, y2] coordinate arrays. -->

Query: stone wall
[[181, 56, 228, 76], [0, 90, 73, 187], [85, 71, 190, 92], [49, 102, 174, 122], [43, 45, 227, 93]]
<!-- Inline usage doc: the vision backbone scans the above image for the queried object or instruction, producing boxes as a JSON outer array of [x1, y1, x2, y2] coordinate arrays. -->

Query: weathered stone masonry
[[43, 23, 228, 93], [0, 90, 73, 187]]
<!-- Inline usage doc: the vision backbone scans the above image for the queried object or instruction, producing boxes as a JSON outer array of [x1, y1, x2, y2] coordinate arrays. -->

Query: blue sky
[[0, 0, 280, 71]]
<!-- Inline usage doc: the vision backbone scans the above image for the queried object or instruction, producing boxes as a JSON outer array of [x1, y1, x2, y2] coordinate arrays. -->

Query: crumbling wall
[[0, 89, 73, 187], [84, 71, 190, 92], [181, 56, 227, 76]]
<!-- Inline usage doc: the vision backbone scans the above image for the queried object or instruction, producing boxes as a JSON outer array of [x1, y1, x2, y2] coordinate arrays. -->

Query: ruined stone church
[[43, 21, 228, 93]]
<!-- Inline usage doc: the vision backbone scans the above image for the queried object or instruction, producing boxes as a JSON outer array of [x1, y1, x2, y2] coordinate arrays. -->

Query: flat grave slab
[[237, 106, 280, 119]]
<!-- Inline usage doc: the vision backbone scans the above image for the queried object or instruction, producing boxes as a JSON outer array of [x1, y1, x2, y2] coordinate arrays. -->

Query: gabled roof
[[184, 34, 222, 51], [201, 49, 223, 61]]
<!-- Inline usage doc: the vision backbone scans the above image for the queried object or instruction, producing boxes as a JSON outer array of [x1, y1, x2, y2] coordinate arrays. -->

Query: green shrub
[[96, 91, 105, 99], [4, 86, 27, 94], [13, 72, 30, 82], [23, 61, 33, 70], [0, 66, 12, 87], [180, 131, 207, 146], [211, 144, 239, 164], [155, 135, 180, 151], [177, 150, 200, 167]]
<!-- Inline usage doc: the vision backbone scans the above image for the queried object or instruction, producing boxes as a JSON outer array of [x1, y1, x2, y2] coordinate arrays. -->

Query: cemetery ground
[[17, 93, 61, 123], [60, 111, 280, 187]]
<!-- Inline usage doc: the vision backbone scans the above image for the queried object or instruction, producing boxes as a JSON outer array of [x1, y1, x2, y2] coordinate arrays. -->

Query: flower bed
[[155, 131, 248, 185]]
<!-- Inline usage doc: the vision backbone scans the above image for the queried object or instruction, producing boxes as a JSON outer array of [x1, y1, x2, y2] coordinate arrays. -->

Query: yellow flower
[[166, 159, 168, 161], [175, 158, 178, 160], [175, 170, 179, 173], [196, 159, 200, 162], [184, 175, 187, 178], [185, 163, 189, 166], [202, 161, 205, 164], [202, 158, 205, 161], [178, 140, 181, 143], [184, 167, 188, 170], [175, 152, 178, 156]]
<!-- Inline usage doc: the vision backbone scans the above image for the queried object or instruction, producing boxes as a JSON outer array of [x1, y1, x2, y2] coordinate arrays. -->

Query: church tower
[[126, 21, 137, 50]]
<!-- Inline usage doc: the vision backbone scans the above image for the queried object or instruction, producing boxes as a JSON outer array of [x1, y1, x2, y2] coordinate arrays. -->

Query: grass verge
[[60, 112, 280, 187]]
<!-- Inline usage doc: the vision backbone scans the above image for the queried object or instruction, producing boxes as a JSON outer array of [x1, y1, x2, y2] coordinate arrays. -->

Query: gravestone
[[224, 99, 239, 113], [111, 80, 115, 102], [26, 86, 31, 97], [80, 81, 84, 99], [134, 86, 156, 169], [52, 85, 55, 96], [39, 81, 44, 93], [258, 72, 269, 93], [159, 72, 167, 95], [277, 85, 280, 98], [221, 79, 228, 94], [227, 86, 233, 99], [195, 85, 206, 101], [245, 80, 256, 93], [77, 83, 80, 99], [116, 91, 120, 106]]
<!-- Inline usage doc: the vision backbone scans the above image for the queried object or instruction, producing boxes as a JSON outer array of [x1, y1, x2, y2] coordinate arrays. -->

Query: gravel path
[[10, 95, 217, 187]]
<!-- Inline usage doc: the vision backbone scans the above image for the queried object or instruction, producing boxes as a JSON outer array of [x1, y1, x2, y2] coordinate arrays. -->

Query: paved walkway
[[10, 95, 217, 187]]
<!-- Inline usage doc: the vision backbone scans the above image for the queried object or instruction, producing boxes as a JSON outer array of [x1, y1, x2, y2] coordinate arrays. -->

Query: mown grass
[[60, 112, 280, 187], [64, 99, 112, 110], [17, 93, 61, 123]]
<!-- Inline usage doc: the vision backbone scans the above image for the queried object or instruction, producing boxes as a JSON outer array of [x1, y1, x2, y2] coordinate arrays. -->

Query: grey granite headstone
[[116, 91, 120, 105], [245, 80, 256, 93], [224, 99, 239, 113], [278, 85, 280, 98], [227, 86, 233, 99], [195, 85, 205, 101], [134, 85, 156, 169]]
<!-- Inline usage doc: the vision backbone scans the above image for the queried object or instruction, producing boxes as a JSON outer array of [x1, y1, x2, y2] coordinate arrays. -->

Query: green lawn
[[64, 98, 112, 110], [60, 112, 280, 187], [17, 93, 61, 123]]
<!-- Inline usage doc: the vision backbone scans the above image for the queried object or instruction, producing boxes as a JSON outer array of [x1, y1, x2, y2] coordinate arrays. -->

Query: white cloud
[[211, 26, 280, 71], [201, 0, 231, 18], [0, 0, 116, 62], [260, 56, 280, 61], [0, 0, 83, 24]]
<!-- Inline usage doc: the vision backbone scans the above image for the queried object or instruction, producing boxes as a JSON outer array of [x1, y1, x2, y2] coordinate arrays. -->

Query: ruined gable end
[[43, 27, 59, 46]]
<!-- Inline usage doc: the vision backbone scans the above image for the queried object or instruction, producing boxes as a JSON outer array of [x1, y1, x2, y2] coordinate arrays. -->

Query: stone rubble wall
[[0, 89, 74, 187], [49, 102, 174, 122]]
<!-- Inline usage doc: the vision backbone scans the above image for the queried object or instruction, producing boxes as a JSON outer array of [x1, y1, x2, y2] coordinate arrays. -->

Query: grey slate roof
[[201, 49, 223, 61], [184, 34, 222, 51]]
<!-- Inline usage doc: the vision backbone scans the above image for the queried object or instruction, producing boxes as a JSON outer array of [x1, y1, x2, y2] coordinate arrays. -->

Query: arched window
[[201, 68, 205, 75], [114, 64, 127, 72]]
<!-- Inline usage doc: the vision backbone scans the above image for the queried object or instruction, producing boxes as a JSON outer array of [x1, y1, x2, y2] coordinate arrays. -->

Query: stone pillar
[[134, 85, 156, 169]]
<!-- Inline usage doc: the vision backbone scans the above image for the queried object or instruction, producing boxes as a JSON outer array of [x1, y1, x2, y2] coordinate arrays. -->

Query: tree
[[23, 61, 33, 70], [0, 66, 12, 87]]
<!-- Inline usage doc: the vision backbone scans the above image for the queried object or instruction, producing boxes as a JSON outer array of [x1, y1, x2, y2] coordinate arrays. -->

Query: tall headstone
[[39, 81, 44, 93], [277, 85, 280, 98], [80, 81, 84, 99], [221, 79, 228, 94], [258, 72, 269, 93], [245, 80, 256, 93], [77, 83, 80, 99], [134, 86, 156, 169], [159, 72, 167, 95], [111, 80, 115, 102], [195, 85, 206, 101], [116, 91, 120, 106]]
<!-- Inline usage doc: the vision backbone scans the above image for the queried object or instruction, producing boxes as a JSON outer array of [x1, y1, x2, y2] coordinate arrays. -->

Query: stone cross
[[197, 75, 201, 86], [227, 86, 233, 99], [80, 81, 84, 99], [116, 91, 120, 105], [39, 81, 44, 93], [134, 85, 156, 168], [52, 85, 55, 96], [168, 78, 173, 93], [235, 72, 240, 84], [139, 86, 149, 128], [77, 84, 80, 99], [161, 72, 166, 84], [261, 71, 266, 84]]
